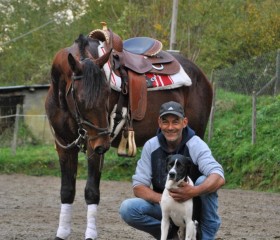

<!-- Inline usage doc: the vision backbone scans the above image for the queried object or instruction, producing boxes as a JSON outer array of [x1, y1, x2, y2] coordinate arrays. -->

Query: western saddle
[[88, 23, 181, 157]]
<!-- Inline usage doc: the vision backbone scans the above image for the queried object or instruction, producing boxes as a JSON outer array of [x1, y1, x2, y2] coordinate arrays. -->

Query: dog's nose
[[169, 172, 176, 180]]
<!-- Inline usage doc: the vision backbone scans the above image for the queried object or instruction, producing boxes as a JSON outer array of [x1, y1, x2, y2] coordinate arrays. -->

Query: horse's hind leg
[[55, 147, 78, 240], [84, 152, 103, 240]]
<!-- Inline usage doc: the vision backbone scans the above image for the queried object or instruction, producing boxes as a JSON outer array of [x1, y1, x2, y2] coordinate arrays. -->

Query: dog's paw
[[177, 227, 185, 240]]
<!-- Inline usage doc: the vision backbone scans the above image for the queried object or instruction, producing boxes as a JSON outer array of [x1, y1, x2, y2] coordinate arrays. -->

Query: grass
[[0, 145, 140, 181], [208, 90, 280, 192], [0, 145, 61, 176], [1, 90, 280, 192]]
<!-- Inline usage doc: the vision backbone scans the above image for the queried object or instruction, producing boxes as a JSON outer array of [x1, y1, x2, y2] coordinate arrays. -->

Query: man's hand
[[169, 182, 197, 202], [169, 174, 225, 202]]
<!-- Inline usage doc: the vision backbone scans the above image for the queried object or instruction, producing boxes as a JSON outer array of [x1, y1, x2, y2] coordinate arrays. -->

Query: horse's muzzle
[[94, 145, 110, 155]]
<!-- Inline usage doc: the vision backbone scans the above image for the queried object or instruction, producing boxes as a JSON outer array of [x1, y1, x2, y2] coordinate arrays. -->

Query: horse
[[45, 28, 213, 240]]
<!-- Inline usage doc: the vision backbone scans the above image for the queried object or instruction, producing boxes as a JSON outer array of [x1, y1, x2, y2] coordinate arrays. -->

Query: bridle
[[71, 72, 111, 139], [50, 64, 111, 153]]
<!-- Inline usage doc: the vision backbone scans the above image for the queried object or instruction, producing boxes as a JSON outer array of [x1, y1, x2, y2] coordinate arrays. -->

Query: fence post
[[208, 82, 216, 143], [274, 49, 280, 96], [169, 0, 178, 50], [208, 69, 215, 143], [11, 104, 20, 155], [252, 91, 256, 144]]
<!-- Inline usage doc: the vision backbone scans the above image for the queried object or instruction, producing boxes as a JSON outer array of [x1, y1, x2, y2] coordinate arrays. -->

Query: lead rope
[[48, 120, 83, 150]]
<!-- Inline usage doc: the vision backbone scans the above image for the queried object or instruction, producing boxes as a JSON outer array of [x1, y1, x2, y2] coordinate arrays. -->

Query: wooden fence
[[208, 49, 280, 144]]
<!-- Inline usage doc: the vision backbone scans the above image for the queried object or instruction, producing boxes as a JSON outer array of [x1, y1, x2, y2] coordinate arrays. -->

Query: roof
[[0, 84, 50, 93]]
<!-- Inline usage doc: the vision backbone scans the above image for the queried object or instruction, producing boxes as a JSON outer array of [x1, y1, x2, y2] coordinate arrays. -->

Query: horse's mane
[[75, 34, 109, 108], [75, 34, 88, 60]]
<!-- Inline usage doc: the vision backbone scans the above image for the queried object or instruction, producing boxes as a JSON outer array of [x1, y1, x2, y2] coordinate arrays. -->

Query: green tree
[[0, 0, 279, 85], [187, 0, 280, 72]]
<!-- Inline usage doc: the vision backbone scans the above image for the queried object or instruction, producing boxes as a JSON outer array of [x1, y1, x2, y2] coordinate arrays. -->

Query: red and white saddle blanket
[[98, 42, 192, 92]]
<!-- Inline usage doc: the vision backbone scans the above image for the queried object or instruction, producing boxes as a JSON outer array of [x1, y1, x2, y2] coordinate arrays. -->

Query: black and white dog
[[160, 154, 197, 240]]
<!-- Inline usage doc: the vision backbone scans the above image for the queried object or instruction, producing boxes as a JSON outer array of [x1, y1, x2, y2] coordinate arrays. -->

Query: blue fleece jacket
[[132, 126, 224, 193]]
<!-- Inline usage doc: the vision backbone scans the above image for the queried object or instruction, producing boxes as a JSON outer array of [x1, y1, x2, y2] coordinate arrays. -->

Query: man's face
[[158, 114, 188, 144]]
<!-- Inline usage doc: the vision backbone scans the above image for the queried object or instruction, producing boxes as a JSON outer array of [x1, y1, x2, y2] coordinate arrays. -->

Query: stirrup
[[127, 130, 136, 157], [117, 131, 128, 156], [117, 130, 136, 157]]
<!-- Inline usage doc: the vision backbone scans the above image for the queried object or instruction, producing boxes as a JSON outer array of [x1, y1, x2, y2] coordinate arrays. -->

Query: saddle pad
[[98, 42, 192, 92]]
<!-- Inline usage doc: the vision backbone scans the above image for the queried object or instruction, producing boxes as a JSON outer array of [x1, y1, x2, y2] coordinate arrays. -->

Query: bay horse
[[45, 28, 212, 240]]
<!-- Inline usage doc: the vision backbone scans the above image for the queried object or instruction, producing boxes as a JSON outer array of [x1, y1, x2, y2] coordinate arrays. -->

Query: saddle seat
[[123, 37, 163, 56], [121, 37, 180, 75]]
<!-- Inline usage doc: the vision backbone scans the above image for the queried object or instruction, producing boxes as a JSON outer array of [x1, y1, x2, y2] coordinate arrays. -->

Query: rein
[[49, 122, 88, 151]]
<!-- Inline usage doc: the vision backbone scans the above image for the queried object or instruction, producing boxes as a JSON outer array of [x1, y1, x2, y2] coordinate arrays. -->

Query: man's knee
[[119, 199, 133, 222], [195, 175, 206, 186], [195, 176, 221, 239], [201, 214, 221, 238]]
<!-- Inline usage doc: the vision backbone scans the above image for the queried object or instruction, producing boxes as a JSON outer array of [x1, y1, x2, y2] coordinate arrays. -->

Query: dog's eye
[[176, 161, 181, 167], [167, 161, 174, 169]]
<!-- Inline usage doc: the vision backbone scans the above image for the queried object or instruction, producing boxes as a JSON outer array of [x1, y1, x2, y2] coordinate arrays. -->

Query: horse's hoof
[[54, 237, 64, 240]]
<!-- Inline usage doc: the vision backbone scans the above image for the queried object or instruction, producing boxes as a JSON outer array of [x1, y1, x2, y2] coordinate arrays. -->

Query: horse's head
[[66, 35, 112, 155]]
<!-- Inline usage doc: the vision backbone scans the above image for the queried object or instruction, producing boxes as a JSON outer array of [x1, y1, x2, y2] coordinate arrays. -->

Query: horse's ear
[[94, 48, 112, 68], [68, 53, 82, 73]]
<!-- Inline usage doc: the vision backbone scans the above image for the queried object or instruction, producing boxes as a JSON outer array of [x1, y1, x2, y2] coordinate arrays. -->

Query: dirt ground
[[0, 174, 279, 240]]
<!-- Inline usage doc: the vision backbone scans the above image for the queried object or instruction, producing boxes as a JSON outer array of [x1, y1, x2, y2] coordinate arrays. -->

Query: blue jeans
[[119, 176, 221, 240]]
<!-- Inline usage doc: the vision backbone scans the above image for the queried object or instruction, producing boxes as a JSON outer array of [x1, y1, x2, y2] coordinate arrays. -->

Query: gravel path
[[0, 174, 279, 240]]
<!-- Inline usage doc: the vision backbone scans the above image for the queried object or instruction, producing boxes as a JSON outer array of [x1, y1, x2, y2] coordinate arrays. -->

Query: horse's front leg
[[55, 147, 78, 240], [84, 151, 103, 240]]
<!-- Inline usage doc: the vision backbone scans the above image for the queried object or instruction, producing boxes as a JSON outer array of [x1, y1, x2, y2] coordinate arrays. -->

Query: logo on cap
[[159, 101, 185, 118]]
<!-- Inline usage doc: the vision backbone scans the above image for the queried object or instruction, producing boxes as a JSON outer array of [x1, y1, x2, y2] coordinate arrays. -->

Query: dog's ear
[[166, 155, 173, 171], [167, 155, 172, 162], [184, 156, 193, 175]]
